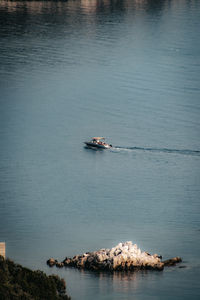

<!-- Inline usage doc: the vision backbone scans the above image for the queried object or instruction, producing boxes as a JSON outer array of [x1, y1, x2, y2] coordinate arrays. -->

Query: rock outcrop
[[47, 241, 182, 272]]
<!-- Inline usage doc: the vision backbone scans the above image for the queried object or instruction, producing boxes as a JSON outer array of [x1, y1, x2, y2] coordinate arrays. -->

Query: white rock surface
[[62, 241, 164, 271], [47, 241, 182, 271]]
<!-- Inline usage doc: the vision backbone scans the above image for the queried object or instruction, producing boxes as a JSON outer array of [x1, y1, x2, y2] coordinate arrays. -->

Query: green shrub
[[0, 256, 70, 299]]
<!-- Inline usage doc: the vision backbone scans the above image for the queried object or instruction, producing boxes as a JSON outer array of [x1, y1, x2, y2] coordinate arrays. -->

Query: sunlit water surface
[[0, 1, 200, 299]]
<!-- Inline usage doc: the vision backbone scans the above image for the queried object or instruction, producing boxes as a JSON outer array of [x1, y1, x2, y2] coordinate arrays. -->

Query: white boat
[[84, 137, 112, 149]]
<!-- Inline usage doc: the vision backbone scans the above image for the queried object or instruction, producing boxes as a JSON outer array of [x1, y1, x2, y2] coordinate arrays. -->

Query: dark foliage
[[0, 256, 70, 300]]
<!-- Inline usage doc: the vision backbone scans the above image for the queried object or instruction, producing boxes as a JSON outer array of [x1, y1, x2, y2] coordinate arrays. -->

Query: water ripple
[[113, 146, 200, 156]]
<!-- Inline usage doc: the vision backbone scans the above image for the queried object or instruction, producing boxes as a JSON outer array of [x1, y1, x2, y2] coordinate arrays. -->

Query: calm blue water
[[0, 0, 200, 299]]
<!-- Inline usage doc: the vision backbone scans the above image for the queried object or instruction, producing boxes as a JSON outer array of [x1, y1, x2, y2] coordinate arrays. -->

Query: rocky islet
[[47, 241, 182, 272]]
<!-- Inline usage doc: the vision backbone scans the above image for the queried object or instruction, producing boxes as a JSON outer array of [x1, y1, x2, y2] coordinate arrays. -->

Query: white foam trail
[[111, 146, 200, 156]]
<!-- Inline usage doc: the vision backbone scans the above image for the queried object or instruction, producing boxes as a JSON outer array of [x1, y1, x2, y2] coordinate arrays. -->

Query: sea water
[[0, 1, 200, 299]]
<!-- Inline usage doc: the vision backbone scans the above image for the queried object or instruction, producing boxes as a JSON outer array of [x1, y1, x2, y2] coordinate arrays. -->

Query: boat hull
[[84, 142, 112, 149]]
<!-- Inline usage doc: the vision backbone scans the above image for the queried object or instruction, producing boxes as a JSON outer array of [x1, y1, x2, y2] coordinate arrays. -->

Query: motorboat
[[84, 137, 112, 149]]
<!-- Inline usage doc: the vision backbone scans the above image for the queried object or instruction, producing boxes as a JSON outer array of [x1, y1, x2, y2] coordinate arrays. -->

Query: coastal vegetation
[[0, 255, 70, 299]]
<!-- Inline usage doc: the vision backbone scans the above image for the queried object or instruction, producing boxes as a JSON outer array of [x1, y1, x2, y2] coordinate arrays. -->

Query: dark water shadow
[[84, 145, 104, 152]]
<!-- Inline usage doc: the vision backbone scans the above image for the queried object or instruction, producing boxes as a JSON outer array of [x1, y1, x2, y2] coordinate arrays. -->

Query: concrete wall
[[0, 242, 6, 258]]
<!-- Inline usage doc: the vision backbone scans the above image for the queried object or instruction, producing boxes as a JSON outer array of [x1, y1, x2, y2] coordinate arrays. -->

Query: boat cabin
[[92, 137, 105, 144]]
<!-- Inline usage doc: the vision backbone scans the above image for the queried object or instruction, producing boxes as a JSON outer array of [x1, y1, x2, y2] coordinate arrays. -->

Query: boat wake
[[112, 146, 200, 156]]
